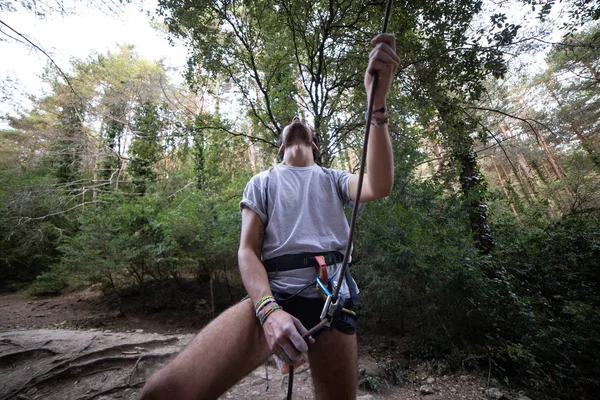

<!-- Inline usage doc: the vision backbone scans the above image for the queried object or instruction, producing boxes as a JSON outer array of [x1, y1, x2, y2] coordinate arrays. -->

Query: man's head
[[278, 117, 320, 163]]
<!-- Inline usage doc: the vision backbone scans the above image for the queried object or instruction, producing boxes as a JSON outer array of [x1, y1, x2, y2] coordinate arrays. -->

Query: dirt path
[[0, 287, 205, 334], [0, 289, 516, 400]]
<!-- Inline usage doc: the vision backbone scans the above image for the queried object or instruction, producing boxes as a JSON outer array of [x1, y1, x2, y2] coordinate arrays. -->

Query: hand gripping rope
[[286, 1, 394, 398]]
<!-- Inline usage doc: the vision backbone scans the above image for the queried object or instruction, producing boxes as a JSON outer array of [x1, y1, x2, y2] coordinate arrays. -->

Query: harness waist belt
[[263, 252, 344, 273]]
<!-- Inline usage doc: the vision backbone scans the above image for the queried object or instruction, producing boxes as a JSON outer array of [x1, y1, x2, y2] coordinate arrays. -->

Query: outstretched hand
[[365, 33, 400, 110], [261, 309, 315, 366]]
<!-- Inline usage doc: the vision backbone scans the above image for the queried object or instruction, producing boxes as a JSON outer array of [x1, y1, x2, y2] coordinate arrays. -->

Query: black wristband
[[365, 107, 389, 126], [365, 107, 385, 118], [370, 115, 389, 126], [365, 107, 386, 121]]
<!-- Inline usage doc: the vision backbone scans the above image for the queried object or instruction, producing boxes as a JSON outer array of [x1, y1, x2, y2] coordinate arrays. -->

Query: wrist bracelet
[[255, 295, 276, 316], [370, 114, 389, 126], [364, 107, 386, 120], [365, 107, 389, 126], [255, 298, 277, 316], [255, 295, 274, 309], [259, 305, 281, 326]]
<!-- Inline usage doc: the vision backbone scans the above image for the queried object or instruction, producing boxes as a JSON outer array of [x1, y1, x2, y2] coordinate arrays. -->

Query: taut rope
[[287, 0, 394, 398]]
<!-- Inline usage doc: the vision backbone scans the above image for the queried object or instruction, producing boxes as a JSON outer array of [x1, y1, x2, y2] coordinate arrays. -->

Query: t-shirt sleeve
[[331, 169, 366, 210], [240, 175, 268, 225]]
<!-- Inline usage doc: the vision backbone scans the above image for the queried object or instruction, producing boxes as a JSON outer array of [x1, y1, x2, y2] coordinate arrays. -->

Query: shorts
[[273, 293, 357, 335]]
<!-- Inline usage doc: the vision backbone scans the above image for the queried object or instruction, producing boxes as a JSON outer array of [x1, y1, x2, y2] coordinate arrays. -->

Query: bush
[[34, 174, 246, 305], [353, 167, 600, 399], [492, 211, 600, 399], [0, 170, 70, 292]]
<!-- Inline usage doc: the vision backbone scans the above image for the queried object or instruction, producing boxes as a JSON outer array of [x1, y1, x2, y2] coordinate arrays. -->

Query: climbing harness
[[284, 0, 395, 398], [263, 251, 359, 326]]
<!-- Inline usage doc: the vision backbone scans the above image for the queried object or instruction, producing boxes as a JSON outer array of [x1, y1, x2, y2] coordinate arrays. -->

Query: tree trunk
[[209, 270, 215, 320], [492, 158, 518, 216], [548, 88, 600, 169], [499, 125, 534, 203], [431, 140, 444, 168], [515, 152, 540, 202], [438, 99, 493, 252], [530, 120, 577, 208]]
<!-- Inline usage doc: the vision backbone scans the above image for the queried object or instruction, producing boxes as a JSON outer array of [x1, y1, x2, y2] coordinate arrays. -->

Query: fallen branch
[[127, 355, 143, 386]]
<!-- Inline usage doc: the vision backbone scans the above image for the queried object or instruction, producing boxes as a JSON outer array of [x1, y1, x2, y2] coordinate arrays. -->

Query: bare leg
[[307, 330, 357, 400], [140, 299, 271, 400]]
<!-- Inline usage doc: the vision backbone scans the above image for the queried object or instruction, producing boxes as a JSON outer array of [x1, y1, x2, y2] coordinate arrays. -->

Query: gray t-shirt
[[240, 163, 361, 298]]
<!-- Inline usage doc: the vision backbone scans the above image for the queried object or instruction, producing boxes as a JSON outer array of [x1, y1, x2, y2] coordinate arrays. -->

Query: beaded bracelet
[[255, 295, 274, 309], [255, 295, 275, 315], [259, 305, 282, 326], [255, 297, 277, 317]]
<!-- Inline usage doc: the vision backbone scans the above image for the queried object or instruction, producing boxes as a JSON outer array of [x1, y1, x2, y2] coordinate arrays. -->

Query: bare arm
[[238, 206, 312, 365], [238, 206, 271, 304], [349, 33, 399, 203], [349, 122, 394, 202]]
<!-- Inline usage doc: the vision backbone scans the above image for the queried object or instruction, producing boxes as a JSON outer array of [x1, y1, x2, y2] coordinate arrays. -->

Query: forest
[[0, 0, 599, 399]]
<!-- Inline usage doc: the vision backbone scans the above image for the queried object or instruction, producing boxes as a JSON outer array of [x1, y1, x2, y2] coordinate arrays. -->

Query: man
[[140, 33, 398, 400]]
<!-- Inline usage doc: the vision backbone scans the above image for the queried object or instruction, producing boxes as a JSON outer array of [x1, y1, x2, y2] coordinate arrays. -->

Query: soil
[[0, 287, 522, 400]]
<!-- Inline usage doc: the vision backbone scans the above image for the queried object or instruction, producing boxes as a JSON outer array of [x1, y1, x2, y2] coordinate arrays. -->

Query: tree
[[158, 0, 385, 167], [522, 0, 600, 31], [540, 24, 600, 166], [0, 0, 130, 17], [129, 102, 164, 194], [0, 46, 189, 291]]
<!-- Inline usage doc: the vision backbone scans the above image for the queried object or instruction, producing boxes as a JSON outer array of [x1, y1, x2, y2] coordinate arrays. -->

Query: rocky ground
[[0, 288, 534, 400]]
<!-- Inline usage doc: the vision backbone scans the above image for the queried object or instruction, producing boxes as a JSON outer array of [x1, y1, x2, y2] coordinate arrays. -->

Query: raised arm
[[349, 33, 399, 203]]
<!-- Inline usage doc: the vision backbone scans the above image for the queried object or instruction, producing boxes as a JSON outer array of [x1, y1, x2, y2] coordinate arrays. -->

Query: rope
[[332, 0, 394, 304], [287, 0, 394, 398]]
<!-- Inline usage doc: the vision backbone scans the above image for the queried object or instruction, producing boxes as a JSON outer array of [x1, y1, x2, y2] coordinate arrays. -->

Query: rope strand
[[287, 1, 394, 399], [332, 0, 394, 304]]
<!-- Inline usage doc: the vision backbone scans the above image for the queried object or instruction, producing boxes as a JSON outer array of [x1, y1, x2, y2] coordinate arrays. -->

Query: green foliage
[[129, 102, 164, 194], [540, 24, 600, 169], [158, 0, 522, 169], [355, 137, 599, 399], [32, 168, 246, 298], [492, 211, 600, 399], [0, 169, 70, 291], [356, 153, 599, 398], [0, 45, 182, 293], [356, 179, 488, 346], [523, 0, 600, 30], [2, 4, 600, 400], [39, 193, 142, 291], [51, 104, 88, 184], [358, 373, 382, 392]]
